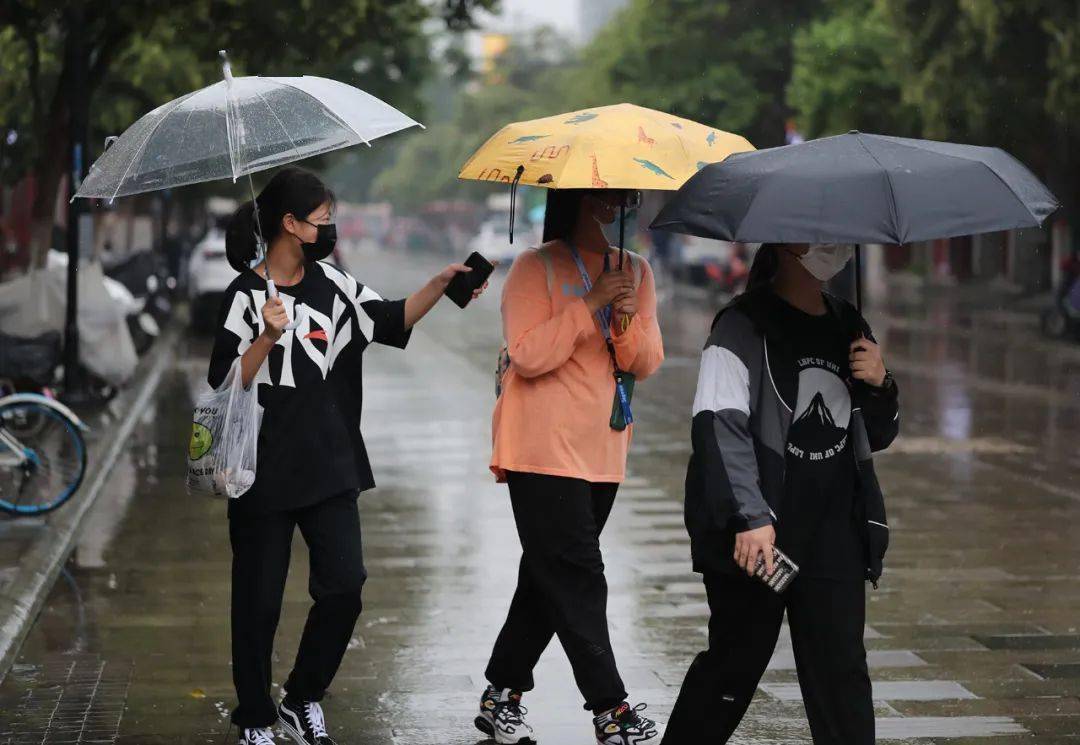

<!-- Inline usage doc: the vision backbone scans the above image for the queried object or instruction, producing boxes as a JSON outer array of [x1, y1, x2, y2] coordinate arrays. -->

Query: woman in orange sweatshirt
[[474, 189, 664, 745]]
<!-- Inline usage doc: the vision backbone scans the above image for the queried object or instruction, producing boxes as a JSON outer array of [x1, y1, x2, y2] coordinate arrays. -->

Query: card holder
[[609, 371, 635, 431]]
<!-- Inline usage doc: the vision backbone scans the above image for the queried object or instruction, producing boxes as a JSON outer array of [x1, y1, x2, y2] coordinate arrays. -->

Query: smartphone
[[444, 252, 495, 309]]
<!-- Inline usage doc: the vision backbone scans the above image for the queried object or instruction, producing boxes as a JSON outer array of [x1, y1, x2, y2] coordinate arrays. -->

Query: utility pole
[[62, 6, 91, 400]]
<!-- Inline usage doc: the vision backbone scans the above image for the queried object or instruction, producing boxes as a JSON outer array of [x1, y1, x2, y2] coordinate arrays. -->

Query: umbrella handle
[[266, 279, 298, 331]]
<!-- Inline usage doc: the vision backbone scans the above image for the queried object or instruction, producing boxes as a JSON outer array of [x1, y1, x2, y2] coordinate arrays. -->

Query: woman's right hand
[[584, 267, 634, 315], [734, 524, 776, 576], [261, 296, 289, 341]]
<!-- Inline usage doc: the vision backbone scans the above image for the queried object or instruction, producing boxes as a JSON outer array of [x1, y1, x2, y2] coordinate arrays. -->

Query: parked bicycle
[[0, 332, 90, 516]]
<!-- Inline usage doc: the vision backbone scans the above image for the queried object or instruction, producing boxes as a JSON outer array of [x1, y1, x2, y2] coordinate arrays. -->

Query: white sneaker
[[475, 685, 537, 744]]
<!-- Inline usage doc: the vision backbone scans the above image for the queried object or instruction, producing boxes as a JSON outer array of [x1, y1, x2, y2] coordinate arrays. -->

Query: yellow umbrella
[[458, 102, 754, 191]]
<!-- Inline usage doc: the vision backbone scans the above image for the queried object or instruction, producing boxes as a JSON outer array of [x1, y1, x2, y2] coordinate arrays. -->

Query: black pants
[[229, 491, 367, 728], [662, 572, 873, 744], [485, 471, 627, 712]]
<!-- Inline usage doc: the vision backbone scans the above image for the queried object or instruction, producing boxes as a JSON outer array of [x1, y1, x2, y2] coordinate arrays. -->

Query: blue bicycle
[[0, 391, 88, 515]]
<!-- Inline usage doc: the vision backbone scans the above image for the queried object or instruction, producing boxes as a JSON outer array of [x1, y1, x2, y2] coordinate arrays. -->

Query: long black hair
[[541, 188, 588, 243], [225, 167, 335, 272], [745, 243, 780, 293]]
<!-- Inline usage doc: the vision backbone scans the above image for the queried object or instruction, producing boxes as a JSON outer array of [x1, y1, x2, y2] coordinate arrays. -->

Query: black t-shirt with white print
[[769, 293, 863, 579], [207, 261, 410, 513]]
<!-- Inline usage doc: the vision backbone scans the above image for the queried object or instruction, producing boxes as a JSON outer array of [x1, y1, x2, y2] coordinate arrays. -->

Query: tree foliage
[[878, 0, 1080, 214], [0, 0, 497, 257], [787, 0, 917, 138], [579, 0, 824, 148], [369, 28, 580, 210]]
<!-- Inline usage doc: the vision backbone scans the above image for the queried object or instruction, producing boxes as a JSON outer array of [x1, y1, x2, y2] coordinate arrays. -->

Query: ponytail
[[225, 200, 259, 272], [223, 166, 336, 273]]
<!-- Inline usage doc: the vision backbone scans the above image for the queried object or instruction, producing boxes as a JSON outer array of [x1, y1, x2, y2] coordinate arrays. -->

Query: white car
[[187, 229, 234, 332], [470, 215, 539, 267]]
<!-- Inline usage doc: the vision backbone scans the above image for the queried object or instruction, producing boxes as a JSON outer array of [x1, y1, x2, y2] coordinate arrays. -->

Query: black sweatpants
[[485, 471, 628, 712], [661, 572, 873, 745], [229, 491, 367, 728]]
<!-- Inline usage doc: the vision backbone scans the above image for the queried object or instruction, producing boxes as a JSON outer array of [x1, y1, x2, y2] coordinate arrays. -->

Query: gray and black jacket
[[684, 288, 899, 585]]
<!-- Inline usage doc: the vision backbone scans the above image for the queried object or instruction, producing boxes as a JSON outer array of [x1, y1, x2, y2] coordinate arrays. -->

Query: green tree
[[578, 0, 825, 147], [370, 27, 581, 210], [879, 0, 1080, 217], [787, 0, 918, 138], [0, 0, 497, 263]]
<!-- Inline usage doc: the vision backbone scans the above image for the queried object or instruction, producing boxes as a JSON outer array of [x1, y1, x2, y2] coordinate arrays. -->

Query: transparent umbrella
[[75, 51, 421, 316], [76, 52, 420, 201]]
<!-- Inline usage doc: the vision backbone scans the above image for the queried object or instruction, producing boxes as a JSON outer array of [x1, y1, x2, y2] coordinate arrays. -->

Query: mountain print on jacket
[[787, 362, 851, 462]]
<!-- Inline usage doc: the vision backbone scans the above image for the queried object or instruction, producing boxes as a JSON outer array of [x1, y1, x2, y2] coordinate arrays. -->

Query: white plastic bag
[[187, 360, 261, 498]]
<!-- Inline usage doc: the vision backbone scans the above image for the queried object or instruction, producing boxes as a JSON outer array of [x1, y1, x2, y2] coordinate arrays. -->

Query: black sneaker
[[474, 685, 537, 744], [278, 698, 337, 745], [238, 728, 276, 745], [593, 702, 659, 745]]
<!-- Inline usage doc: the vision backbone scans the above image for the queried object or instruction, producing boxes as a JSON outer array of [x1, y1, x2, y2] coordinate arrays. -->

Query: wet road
[[1, 243, 1078, 744]]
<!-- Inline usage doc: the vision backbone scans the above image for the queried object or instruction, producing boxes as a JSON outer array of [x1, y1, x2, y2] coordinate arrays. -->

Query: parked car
[[469, 214, 541, 267], [187, 229, 233, 333]]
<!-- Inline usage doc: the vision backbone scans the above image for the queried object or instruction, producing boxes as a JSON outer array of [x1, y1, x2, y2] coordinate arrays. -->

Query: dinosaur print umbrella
[[458, 103, 753, 191]]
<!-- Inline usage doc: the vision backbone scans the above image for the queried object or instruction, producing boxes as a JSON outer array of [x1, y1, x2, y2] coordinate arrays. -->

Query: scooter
[[1041, 255, 1080, 341], [1041, 276, 1080, 340]]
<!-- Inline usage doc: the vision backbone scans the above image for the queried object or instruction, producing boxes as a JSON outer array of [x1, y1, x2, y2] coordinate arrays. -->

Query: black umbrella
[[650, 131, 1060, 308]]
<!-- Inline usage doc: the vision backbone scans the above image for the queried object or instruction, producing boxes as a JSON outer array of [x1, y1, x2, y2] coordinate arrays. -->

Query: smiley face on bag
[[189, 422, 213, 461]]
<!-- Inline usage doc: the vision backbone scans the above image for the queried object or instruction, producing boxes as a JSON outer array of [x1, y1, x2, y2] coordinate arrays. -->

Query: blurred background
[[2, 5, 1080, 742], [1, 0, 1077, 340]]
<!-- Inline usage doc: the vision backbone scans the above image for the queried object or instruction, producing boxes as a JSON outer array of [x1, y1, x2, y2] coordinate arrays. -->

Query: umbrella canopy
[[650, 131, 1059, 245], [76, 70, 420, 201], [458, 103, 753, 191]]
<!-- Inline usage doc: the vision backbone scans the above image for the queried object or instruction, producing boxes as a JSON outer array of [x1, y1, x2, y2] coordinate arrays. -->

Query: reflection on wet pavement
[[1, 243, 1077, 743]]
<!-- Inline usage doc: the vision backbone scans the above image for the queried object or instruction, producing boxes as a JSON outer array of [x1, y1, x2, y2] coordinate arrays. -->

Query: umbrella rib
[[970, 160, 1050, 224], [864, 136, 1052, 225], [853, 136, 903, 244], [108, 92, 195, 203], [267, 78, 372, 148], [222, 81, 239, 182], [165, 87, 208, 188], [252, 88, 304, 164]]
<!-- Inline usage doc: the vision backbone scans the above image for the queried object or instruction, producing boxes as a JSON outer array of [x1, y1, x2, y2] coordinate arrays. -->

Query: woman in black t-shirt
[[662, 244, 900, 745], [207, 167, 487, 745]]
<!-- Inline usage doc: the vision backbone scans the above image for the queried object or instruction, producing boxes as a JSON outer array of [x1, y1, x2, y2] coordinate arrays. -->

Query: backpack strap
[[623, 250, 644, 290], [533, 246, 555, 295]]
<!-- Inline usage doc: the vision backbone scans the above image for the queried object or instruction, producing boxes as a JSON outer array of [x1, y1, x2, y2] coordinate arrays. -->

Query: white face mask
[[797, 243, 853, 282]]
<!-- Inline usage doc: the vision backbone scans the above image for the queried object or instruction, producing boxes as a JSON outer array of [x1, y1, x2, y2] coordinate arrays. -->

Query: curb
[[0, 325, 177, 682]]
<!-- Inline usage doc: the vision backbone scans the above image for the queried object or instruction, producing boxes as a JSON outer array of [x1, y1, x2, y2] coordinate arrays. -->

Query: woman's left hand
[[850, 336, 886, 387]]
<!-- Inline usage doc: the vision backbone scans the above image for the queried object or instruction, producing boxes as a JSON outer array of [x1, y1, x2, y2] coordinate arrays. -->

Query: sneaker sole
[[475, 714, 495, 738], [474, 712, 537, 744]]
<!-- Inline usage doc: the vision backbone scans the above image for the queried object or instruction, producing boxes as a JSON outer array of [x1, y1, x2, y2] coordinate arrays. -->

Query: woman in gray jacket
[[662, 243, 899, 745]]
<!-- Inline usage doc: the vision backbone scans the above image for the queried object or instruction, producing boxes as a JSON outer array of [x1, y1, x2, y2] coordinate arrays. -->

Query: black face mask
[[299, 221, 337, 261]]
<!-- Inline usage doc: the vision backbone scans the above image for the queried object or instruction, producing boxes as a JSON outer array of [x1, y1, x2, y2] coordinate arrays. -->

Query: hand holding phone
[[445, 252, 495, 308]]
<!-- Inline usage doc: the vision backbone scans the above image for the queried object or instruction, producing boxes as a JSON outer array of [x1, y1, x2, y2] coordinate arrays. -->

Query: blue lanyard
[[567, 242, 634, 427], [567, 242, 613, 341]]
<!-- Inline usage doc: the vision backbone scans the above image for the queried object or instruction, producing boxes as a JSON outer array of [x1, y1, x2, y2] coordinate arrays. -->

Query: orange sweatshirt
[[491, 241, 665, 483]]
